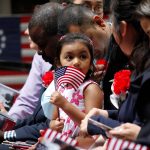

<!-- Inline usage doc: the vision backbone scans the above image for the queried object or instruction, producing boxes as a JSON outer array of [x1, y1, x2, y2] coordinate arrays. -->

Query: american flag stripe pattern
[[41, 129, 78, 147], [106, 137, 149, 150], [0, 15, 34, 90], [55, 66, 85, 91], [20, 16, 36, 63]]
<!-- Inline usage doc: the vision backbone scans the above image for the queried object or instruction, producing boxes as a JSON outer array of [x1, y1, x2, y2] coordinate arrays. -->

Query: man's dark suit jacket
[[13, 88, 50, 142]]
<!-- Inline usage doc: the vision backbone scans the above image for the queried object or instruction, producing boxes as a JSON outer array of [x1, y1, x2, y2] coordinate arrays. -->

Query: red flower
[[42, 71, 53, 88], [113, 70, 131, 95], [96, 59, 108, 69]]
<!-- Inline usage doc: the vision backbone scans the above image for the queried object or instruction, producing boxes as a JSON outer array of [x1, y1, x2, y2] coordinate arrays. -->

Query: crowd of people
[[0, 0, 150, 149]]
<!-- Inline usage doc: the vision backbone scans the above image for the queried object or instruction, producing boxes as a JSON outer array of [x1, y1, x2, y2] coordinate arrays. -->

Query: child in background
[[43, 33, 103, 137]]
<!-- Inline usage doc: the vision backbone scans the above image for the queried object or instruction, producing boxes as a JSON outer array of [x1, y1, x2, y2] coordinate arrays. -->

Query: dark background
[[11, 0, 49, 14], [11, 0, 111, 14]]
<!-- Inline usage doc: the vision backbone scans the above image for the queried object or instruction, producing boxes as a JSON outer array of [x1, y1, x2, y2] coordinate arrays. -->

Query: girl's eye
[[65, 55, 73, 61], [80, 54, 87, 60]]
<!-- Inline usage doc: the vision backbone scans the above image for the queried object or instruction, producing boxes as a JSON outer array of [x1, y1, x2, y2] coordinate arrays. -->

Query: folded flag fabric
[[41, 129, 78, 147], [106, 137, 149, 150], [54, 66, 85, 91]]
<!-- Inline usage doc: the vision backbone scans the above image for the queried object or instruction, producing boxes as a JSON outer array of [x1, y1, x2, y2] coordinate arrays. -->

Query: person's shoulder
[[33, 52, 51, 72], [83, 80, 102, 92]]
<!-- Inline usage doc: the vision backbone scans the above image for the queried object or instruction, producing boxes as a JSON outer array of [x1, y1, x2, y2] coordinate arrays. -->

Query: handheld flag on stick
[[54, 66, 85, 91]]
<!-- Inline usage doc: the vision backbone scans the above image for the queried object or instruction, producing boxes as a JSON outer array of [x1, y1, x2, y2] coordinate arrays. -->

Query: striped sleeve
[[4, 130, 16, 141]]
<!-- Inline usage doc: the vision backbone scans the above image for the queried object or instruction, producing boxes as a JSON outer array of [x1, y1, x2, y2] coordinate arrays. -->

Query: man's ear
[[119, 21, 127, 37], [93, 15, 106, 27]]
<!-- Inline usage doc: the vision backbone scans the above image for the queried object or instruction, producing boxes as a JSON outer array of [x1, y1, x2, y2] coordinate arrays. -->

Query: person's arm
[[8, 53, 51, 121], [14, 99, 47, 129], [87, 115, 121, 136], [1, 119, 50, 142], [50, 83, 103, 125], [15, 119, 50, 141]]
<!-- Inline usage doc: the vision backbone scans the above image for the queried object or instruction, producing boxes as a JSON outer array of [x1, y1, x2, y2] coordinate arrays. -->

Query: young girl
[[42, 33, 104, 137]]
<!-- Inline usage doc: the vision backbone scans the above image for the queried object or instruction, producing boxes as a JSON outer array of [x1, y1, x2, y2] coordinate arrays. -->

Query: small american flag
[[54, 66, 85, 91], [41, 129, 78, 147], [106, 137, 149, 150]]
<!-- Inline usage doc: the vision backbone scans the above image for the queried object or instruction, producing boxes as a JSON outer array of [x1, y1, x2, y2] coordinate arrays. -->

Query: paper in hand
[[88, 118, 112, 131]]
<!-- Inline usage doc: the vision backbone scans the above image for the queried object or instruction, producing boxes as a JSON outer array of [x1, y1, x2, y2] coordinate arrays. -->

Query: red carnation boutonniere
[[110, 69, 131, 109], [42, 71, 53, 88], [95, 59, 108, 84], [96, 59, 108, 69]]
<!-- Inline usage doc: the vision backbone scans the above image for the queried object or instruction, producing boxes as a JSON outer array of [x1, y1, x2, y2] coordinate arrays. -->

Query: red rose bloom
[[96, 59, 108, 69], [42, 71, 53, 88], [113, 70, 131, 95]]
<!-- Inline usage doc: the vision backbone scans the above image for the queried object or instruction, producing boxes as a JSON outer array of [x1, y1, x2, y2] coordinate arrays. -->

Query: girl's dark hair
[[130, 31, 150, 74], [111, 0, 150, 74], [55, 33, 95, 79]]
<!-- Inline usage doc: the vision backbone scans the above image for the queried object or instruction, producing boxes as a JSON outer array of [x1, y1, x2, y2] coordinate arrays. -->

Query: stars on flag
[[0, 29, 6, 54]]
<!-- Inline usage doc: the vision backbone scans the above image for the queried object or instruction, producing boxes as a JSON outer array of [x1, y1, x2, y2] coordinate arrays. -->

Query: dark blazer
[[12, 87, 50, 142], [135, 69, 150, 146], [88, 68, 150, 137], [136, 121, 150, 146], [103, 39, 129, 110]]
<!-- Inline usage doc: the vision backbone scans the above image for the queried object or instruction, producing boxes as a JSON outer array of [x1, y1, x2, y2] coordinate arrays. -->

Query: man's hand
[[109, 123, 141, 141], [80, 108, 108, 136]]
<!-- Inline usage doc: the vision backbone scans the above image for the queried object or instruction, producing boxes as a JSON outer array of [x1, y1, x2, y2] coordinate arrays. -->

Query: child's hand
[[50, 91, 67, 108], [49, 118, 64, 132]]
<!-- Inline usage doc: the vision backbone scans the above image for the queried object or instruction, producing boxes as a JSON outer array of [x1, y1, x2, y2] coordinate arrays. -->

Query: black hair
[[58, 4, 95, 35], [111, 0, 150, 74], [55, 33, 95, 79], [111, 0, 142, 36], [28, 2, 63, 49], [51, 0, 73, 3], [135, 0, 150, 19], [28, 2, 64, 64]]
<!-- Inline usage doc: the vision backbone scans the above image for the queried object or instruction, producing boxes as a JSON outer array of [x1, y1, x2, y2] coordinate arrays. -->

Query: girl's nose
[[73, 58, 80, 67]]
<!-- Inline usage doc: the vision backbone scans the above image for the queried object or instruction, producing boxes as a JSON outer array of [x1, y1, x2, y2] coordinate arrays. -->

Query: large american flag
[[54, 66, 85, 91], [0, 16, 35, 90]]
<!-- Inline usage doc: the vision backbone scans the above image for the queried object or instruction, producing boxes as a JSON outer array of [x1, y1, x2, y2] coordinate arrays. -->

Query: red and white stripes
[[41, 129, 78, 147], [106, 137, 149, 150]]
